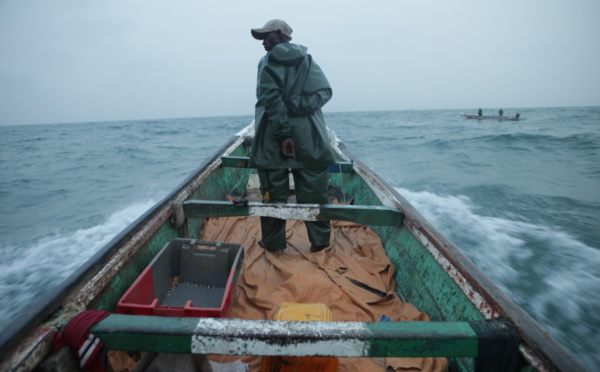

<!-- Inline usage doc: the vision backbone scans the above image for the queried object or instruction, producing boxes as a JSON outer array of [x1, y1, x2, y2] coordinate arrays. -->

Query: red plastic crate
[[117, 239, 244, 318]]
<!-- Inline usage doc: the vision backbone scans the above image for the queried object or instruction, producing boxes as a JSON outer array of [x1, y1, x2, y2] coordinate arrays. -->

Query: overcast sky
[[1, 1, 599, 126]]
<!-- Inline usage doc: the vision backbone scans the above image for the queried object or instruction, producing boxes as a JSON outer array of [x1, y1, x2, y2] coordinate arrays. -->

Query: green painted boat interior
[[85, 141, 524, 372]]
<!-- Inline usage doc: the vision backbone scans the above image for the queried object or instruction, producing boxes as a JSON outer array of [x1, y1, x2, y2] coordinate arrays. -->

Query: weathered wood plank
[[181, 201, 404, 226], [219, 156, 250, 169], [91, 315, 495, 357], [219, 156, 354, 173]]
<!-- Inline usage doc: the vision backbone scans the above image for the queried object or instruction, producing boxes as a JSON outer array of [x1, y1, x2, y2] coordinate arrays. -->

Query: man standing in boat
[[249, 19, 335, 254]]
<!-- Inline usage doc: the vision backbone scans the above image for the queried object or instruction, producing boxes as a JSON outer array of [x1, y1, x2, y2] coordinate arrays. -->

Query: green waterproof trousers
[[258, 167, 331, 251]]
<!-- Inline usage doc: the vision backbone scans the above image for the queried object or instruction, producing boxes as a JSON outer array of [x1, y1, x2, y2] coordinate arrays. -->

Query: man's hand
[[281, 138, 296, 158]]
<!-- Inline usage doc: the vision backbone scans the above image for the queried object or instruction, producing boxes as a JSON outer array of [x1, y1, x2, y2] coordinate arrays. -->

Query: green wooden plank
[[181, 201, 404, 226], [92, 316, 196, 353], [219, 156, 250, 168], [183, 200, 249, 219], [91, 315, 496, 358], [328, 162, 354, 174], [219, 156, 354, 173], [365, 321, 477, 358]]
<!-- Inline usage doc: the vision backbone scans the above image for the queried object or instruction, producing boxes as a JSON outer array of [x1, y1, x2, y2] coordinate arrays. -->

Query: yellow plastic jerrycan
[[261, 302, 339, 372]]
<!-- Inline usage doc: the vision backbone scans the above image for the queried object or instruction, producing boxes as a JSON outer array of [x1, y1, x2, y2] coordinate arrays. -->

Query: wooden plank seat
[[91, 315, 517, 360], [219, 156, 354, 174], [181, 200, 404, 227]]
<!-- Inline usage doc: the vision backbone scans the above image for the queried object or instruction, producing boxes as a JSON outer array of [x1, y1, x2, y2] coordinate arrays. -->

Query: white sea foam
[[394, 187, 600, 346], [0, 200, 155, 328]]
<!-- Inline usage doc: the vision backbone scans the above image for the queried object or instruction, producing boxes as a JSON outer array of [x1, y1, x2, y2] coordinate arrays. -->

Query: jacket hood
[[268, 43, 307, 66]]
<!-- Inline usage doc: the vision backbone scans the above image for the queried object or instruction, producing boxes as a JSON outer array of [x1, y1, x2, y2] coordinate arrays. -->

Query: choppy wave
[[395, 187, 600, 366], [481, 132, 600, 150], [0, 200, 156, 328]]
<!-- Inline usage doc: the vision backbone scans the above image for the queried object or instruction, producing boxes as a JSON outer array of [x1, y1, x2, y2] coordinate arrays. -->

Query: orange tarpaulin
[[200, 216, 448, 372]]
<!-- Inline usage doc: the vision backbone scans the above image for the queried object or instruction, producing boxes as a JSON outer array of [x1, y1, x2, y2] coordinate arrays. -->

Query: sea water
[[1, 107, 599, 368]]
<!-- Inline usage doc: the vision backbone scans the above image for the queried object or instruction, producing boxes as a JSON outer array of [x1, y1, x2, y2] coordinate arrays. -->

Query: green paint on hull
[[384, 228, 482, 322], [382, 228, 478, 372]]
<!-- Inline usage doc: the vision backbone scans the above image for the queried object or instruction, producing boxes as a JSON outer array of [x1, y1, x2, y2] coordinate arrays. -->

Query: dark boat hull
[[462, 113, 520, 121]]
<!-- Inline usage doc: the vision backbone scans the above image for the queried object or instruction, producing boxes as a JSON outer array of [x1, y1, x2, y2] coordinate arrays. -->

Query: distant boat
[[461, 113, 521, 121]]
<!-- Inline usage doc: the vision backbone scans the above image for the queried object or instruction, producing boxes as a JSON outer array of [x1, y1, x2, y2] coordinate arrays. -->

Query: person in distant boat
[[499, 109, 504, 116], [249, 19, 335, 254], [478, 108, 482, 116], [516, 113, 520, 120]]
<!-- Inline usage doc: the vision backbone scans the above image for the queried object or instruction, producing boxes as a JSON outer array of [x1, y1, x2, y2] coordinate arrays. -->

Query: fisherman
[[516, 113, 521, 120], [478, 108, 482, 116], [249, 19, 335, 254], [499, 108, 504, 116]]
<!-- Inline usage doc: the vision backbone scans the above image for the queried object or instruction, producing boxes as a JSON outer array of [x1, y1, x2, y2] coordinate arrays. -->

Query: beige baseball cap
[[251, 19, 293, 40]]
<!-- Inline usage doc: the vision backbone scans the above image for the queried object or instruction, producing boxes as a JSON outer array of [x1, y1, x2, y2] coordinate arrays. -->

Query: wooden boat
[[0, 122, 585, 372], [461, 113, 521, 121]]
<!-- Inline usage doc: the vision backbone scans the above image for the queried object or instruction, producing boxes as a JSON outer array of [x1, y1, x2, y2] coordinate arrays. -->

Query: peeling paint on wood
[[92, 315, 483, 358], [405, 219, 497, 320], [250, 204, 321, 221], [190, 318, 366, 357]]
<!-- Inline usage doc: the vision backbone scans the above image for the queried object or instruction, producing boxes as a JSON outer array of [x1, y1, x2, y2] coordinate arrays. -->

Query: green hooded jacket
[[249, 42, 336, 169]]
